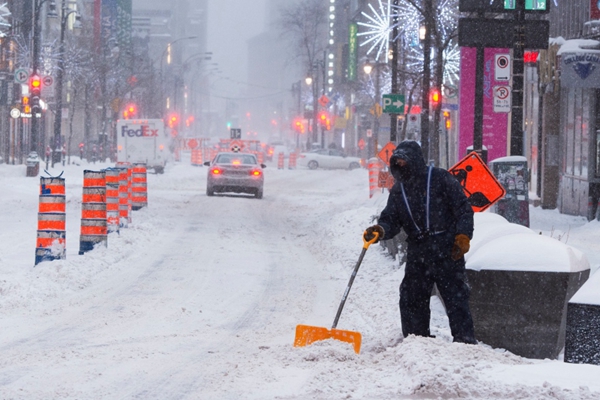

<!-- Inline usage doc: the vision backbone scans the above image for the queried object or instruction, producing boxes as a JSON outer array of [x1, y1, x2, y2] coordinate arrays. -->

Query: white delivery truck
[[116, 119, 170, 174]]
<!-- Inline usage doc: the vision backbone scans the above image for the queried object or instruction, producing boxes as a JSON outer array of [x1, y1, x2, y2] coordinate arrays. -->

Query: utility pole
[[510, 0, 526, 156], [31, 0, 43, 155], [390, 0, 399, 144], [52, 0, 77, 167], [420, 0, 433, 161]]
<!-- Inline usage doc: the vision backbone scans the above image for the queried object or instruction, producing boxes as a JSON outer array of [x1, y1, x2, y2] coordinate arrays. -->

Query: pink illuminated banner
[[459, 47, 510, 163]]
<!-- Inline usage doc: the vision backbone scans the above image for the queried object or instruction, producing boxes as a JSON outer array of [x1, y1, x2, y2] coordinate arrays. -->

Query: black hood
[[389, 141, 427, 183]]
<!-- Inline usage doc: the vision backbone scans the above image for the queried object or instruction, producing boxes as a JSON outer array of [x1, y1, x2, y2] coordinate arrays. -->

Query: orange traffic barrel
[[117, 167, 130, 227], [131, 163, 148, 210], [257, 152, 264, 164], [104, 168, 120, 233], [288, 152, 297, 169], [368, 158, 382, 199], [191, 149, 203, 166], [277, 152, 284, 169], [35, 176, 66, 265], [79, 170, 107, 255]]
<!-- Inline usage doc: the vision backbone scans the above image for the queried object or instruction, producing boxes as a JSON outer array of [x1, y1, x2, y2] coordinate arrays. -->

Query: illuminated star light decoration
[[392, 0, 461, 85], [357, 0, 392, 63], [0, 3, 11, 37]]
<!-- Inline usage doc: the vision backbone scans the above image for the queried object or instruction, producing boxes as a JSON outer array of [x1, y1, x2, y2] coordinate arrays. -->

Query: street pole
[[390, 0, 399, 144], [510, 0, 526, 156], [159, 36, 198, 117], [321, 57, 326, 149], [420, 0, 433, 161], [374, 66, 381, 158], [31, 0, 44, 155], [52, 2, 76, 167]]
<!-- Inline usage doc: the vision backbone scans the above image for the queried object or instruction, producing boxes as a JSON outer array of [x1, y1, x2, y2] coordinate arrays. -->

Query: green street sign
[[504, 0, 547, 10], [382, 94, 405, 114]]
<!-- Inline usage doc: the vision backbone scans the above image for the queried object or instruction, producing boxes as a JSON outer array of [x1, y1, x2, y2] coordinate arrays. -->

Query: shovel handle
[[332, 232, 377, 329], [362, 231, 379, 249]]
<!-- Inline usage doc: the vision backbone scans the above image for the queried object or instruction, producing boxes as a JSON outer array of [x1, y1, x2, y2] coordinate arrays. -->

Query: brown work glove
[[451, 234, 470, 260], [364, 225, 384, 243]]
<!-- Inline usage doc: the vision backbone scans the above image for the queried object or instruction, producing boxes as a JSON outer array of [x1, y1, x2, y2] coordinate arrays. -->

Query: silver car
[[297, 149, 363, 170], [204, 152, 266, 199]]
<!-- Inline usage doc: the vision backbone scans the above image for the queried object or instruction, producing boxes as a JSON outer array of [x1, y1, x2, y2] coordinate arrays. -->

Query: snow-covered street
[[0, 159, 599, 399]]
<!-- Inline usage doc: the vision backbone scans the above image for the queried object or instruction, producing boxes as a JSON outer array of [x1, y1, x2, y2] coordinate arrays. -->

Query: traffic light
[[21, 95, 31, 114], [122, 103, 137, 119], [430, 88, 441, 110], [318, 111, 331, 131], [443, 111, 452, 129], [168, 113, 180, 128], [293, 118, 305, 133], [30, 75, 42, 112]]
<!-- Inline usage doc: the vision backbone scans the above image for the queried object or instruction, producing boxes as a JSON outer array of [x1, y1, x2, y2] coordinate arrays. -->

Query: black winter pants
[[399, 248, 476, 343]]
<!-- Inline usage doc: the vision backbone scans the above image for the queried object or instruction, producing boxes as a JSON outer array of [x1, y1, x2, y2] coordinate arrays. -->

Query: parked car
[[297, 149, 363, 170], [204, 152, 266, 198]]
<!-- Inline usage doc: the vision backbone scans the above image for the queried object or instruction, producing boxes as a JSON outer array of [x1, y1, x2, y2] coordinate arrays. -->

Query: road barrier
[[257, 152, 264, 164], [191, 149, 203, 166], [288, 152, 297, 169], [104, 168, 121, 233], [131, 163, 148, 210], [79, 170, 107, 254], [277, 152, 284, 169], [35, 176, 66, 265], [368, 158, 382, 198]]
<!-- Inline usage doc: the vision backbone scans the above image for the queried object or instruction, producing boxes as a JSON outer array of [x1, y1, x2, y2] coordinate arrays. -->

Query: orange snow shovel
[[294, 231, 379, 354]]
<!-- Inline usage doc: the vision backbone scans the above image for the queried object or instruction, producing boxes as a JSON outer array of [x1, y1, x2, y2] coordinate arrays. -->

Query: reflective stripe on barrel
[[40, 177, 66, 195], [39, 195, 66, 213], [37, 213, 66, 231]]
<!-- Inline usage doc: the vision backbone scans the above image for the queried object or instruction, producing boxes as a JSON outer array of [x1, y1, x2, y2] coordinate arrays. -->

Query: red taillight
[[211, 168, 222, 175], [251, 169, 262, 177]]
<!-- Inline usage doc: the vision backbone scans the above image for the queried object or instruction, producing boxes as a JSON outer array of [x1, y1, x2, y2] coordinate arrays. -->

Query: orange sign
[[229, 140, 244, 151], [377, 171, 395, 189], [187, 139, 198, 149], [357, 138, 365, 150], [449, 152, 506, 212], [378, 142, 397, 166]]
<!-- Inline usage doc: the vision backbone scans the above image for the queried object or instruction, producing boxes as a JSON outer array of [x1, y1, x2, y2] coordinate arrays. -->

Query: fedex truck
[[116, 119, 170, 174]]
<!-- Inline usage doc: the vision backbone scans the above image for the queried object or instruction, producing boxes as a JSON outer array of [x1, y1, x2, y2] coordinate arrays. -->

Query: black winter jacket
[[377, 141, 474, 258]]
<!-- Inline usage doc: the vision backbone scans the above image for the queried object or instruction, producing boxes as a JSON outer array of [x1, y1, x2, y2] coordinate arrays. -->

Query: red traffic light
[[30, 75, 42, 95], [430, 88, 441, 107], [168, 113, 180, 128], [122, 103, 137, 119]]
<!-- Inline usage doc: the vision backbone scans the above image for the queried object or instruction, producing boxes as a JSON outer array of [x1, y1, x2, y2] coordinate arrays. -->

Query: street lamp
[[364, 60, 385, 158], [51, 0, 79, 167], [159, 36, 198, 115]]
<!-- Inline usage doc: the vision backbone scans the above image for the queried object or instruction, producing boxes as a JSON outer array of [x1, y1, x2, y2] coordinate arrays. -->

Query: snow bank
[[468, 213, 590, 273]]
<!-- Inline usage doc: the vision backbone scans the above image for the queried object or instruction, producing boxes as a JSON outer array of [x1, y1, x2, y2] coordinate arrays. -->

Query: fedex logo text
[[121, 125, 159, 137]]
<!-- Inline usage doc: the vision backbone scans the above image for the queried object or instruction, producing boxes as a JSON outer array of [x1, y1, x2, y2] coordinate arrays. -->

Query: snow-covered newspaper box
[[116, 119, 170, 174], [565, 270, 600, 365], [466, 213, 590, 359]]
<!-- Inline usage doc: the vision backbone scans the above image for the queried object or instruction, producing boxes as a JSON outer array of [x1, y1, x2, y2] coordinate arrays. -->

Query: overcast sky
[[133, 0, 268, 97], [207, 0, 268, 97]]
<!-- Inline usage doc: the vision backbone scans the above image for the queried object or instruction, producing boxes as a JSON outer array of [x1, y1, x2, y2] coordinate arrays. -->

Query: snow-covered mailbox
[[465, 213, 590, 359], [565, 270, 600, 365]]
